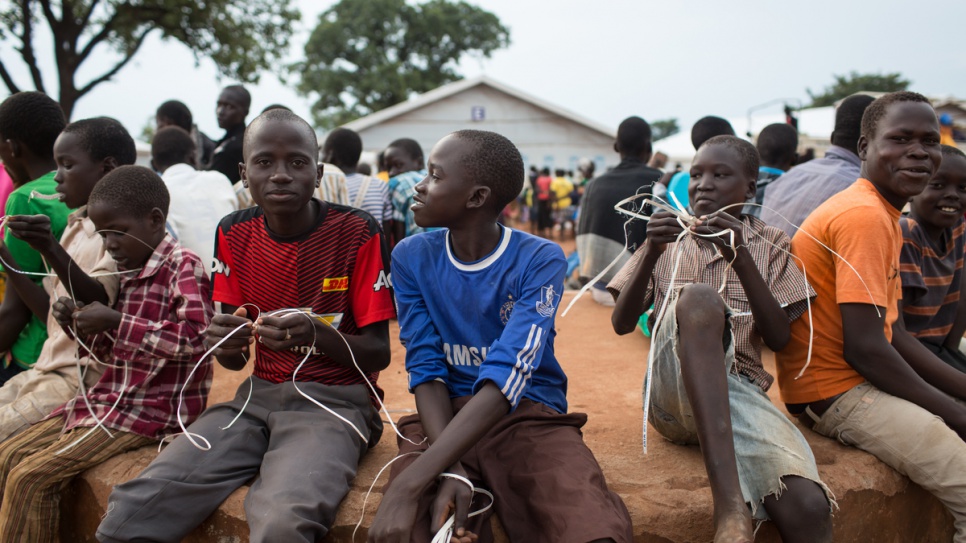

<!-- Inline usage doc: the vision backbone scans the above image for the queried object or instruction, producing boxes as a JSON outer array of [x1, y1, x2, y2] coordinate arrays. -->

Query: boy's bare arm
[[368, 382, 510, 543], [892, 315, 966, 401], [841, 303, 966, 439], [612, 211, 680, 335], [0, 286, 31, 354], [5, 215, 108, 306], [0, 242, 50, 321]]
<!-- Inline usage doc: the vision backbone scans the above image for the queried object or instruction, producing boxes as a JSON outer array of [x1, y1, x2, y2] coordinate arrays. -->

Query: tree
[[807, 71, 911, 107], [651, 118, 679, 141], [0, 0, 299, 119], [294, 0, 510, 128]]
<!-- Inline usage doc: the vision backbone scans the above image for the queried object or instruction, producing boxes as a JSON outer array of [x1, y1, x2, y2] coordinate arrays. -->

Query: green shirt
[[2, 172, 71, 368]]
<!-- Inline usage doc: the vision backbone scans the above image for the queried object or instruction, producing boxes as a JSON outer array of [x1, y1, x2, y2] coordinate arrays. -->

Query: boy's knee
[[778, 477, 831, 523], [248, 505, 324, 543], [676, 284, 726, 324]]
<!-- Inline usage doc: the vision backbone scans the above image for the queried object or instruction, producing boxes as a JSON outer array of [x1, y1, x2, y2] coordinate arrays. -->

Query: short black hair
[[261, 103, 290, 113], [450, 130, 524, 211], [222, 85, 252, 110], [0, 91, 66, 159], [387, 138, 424, 163], [861, 91, 934, 141], [151, 126, 195, 170], [89, 165, 170, 218], [941, 144, 966, 161], [831, 94, 875, 152], [323, 128, 362, 168], [756, 123, 798, 167], [691, 116, 735, 150], [616, 116, 652, 157], [243, 108, 318, 161], [156, 100, 193, 131], [63, 117, 137, 166], [700, 135, 759, 179]]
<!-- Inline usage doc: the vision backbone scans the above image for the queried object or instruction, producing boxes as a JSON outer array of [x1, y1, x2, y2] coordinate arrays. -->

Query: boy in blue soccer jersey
[[369, 130, 632, 543]]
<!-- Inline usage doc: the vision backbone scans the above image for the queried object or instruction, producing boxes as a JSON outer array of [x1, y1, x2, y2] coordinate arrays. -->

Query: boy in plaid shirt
[[0, 165, 212, 542]]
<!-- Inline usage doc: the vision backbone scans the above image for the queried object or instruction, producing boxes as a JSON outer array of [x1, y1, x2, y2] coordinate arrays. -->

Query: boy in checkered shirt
[[0, 165, 212, 542], [609, 135, 831, 543]]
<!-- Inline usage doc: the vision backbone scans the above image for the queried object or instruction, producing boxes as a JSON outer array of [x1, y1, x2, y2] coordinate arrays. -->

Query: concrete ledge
[[61, 293, 954, 542]]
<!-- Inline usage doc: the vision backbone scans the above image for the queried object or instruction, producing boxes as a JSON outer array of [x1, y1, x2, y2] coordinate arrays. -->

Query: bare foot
[[713, 509, 754, 543]]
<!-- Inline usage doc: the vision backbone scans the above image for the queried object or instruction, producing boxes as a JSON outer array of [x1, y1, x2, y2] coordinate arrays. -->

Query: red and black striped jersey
[[212, 199, 395, 391]]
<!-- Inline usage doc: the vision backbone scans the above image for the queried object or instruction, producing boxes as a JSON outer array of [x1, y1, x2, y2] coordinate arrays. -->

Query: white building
[[341, 76, 617, 174]]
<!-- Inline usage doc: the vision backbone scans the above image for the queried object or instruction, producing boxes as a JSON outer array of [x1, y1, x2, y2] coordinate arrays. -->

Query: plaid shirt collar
[[133, 233, 178, 281]]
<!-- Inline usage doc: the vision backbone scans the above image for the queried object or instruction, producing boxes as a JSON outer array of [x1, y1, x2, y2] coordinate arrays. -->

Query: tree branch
[[75, 27, 151, 98], [79, 0, 101, 30], [0, 59, 22, 94], [18, 0, 48, 93]]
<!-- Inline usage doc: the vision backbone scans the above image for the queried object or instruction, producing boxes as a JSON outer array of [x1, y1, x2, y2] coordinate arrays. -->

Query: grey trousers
[[96, 377, 382, 543]]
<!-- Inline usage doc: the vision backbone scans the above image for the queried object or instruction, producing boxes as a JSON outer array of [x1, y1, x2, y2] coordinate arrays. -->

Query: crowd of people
[[0, 84, 962, 543]]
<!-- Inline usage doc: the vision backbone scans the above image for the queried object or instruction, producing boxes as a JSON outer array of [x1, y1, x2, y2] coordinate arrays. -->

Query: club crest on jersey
[[535, 285, 559, 318], [322, 276, 349, 292], [500, 295, 514, 325]]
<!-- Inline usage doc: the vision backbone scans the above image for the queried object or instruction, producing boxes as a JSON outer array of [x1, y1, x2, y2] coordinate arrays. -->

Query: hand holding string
[[72, 301, 122, 337], [4, 214, 58, 254], [690, 211, 746, 261], [255, 312, 317, 352], [204, 307, 254, 358]]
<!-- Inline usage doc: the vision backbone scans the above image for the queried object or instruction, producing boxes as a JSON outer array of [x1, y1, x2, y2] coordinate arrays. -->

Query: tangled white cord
[[560, 192, 881, 453], [165, 305, 425, 451]]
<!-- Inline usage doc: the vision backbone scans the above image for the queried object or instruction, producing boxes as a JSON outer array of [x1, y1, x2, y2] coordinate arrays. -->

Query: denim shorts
[[648, 290, 830, 520]]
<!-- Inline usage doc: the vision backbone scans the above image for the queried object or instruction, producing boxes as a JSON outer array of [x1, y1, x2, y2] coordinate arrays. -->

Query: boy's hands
[[52, 297, 77, 338], [431, 465, 478, 543], [367, 491, 420, 543], [254, 312, 318, 352], [690, 211, 746, 261], [72, 301, 122, 336], [643, 211, 686, 254], [52, 298, 122, 337], [4, 215, 58, 254], [204, 307, 254, 357]]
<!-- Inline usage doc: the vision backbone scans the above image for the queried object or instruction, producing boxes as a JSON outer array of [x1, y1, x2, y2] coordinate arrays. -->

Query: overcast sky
[[3, 0, 965, 143]]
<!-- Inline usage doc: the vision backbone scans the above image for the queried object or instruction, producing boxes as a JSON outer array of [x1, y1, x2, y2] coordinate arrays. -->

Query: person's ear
[[857, 135, 869, 161], [746, 177, 757, 200], [238, 162, 246, 186], [466, 185, 491, 209], [613, 141, 620, 154], [7, 139, 21, 158], [103, 156, 119, 173], [316, 162, 324, 187], [149, 207, 166, 232]]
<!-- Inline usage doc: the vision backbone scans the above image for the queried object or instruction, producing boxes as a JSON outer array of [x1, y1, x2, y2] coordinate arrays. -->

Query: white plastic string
[[166, 306, 425, 451], [431, 473, 495, 543], [563, 193, 882, 453], [351, 451, 423, 542]]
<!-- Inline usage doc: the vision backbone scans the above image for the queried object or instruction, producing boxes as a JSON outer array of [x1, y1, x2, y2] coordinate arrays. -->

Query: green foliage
[[0, 0, 299, 118], [651, 118, 680, 141], [807, 71, 911, 107], [295, 0, 510, 128]]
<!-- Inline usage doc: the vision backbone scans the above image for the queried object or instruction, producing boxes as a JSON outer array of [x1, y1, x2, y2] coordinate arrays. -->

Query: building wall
[[352, 85, 617, 174]]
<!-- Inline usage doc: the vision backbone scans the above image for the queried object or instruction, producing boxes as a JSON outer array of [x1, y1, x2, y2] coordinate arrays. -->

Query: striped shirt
[[899, 216, 965, 346], [53, 235, 213, 439], [346, 172, 392, 223], [389, 169, 427, 237], [608, 215, 814, 391], [211, 201, 396, 394]]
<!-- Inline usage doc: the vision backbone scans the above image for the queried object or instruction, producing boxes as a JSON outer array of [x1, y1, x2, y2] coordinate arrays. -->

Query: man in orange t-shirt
[[776, 91, 966, 539]]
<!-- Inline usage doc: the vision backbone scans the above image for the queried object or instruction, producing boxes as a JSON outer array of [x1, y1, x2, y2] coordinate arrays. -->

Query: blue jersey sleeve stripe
[[502, 324, 542, 404]]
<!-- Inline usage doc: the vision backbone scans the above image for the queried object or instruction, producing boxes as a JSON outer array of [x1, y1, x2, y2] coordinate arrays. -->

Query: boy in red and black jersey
[[98, 109, 396, 543]]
